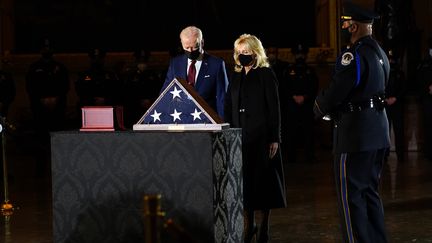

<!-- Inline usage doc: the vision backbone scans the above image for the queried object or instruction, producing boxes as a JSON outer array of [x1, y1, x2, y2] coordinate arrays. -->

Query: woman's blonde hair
[[233, 34, 269, 72]]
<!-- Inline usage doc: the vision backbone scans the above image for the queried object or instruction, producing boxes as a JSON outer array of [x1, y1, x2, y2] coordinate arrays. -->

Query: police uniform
[[0, 69, 15, 117], [313, 3, 390, 242], [25, 47, 70, 133], [284, 44, 318, 163], [75, 48, 119, 108], [0, 68, 15, 187], [120, 50, 162, 128], [417, 40, 432, 161], [26, 46, 70, 176]]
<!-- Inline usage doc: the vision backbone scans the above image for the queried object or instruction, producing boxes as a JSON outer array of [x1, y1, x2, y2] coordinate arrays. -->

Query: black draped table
[[50, 129, 243, 243]]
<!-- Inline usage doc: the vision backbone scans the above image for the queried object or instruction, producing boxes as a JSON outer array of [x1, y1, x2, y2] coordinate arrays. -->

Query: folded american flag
[[135, 78, 222, 126]]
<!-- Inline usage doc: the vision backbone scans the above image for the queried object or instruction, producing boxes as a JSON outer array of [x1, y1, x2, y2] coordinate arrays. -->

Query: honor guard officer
[[0, 54, 15, 187], [284, 43, 318, 163], [313, 2, 390, 243], [26, 42, 69, 176], [26, 44, 70, 133], [75, 48, 119, 108], [120, 49, 161, 128], [0, 60, 15, 119]]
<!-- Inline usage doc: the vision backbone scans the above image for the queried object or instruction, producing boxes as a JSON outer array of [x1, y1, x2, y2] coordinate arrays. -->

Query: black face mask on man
[[341, 28, 352, 46], [239, 54, 254, 66], [340, 21, 354, 46], [185, 49, 201, 60]]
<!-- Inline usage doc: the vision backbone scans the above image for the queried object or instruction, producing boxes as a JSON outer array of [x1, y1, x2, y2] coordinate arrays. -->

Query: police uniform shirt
[[26, 59, 69, 98], [75, 68, 119, 105], [314, 35, 390, 153]]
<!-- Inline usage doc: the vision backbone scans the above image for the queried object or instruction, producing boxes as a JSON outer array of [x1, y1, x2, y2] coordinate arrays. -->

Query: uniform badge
[[341, 52, 354, 66]]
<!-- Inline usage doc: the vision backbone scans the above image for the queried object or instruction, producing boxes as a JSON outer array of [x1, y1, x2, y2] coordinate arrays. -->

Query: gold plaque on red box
[[80, 106, 115, 131]]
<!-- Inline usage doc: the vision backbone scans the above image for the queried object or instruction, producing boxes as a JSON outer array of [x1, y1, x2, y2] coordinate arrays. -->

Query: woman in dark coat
[[224, 33, 286, 243]]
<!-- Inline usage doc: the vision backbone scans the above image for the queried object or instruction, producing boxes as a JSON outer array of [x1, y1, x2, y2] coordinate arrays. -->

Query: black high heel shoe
[[244, 225, 258, 243]]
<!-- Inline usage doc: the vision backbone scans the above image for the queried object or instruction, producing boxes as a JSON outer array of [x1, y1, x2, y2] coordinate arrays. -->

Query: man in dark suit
[[313, 2, 390, 242], [161, 26, 229, 118]]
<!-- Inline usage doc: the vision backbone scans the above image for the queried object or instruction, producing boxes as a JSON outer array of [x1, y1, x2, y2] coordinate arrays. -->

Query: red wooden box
[[80, 106, 114, 131]]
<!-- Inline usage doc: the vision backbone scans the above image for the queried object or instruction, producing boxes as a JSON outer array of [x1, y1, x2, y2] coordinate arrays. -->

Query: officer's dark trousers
[[334, 149, 388, 243]]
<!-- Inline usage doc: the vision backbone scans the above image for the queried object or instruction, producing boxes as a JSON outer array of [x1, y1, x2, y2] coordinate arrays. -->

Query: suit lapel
[[180, 55, 188, 80], [196, 61, 208, 90]]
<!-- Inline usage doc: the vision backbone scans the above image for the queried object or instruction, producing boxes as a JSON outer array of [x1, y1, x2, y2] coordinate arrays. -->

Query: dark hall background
[[13, 0, 317, 53], [1, 0, 432, 242], [1, 0, 432, 145]]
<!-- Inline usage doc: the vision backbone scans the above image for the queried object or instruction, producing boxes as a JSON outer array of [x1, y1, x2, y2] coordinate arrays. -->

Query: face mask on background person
[[239, 54, 254, 66], [137, 62, 147, 72]]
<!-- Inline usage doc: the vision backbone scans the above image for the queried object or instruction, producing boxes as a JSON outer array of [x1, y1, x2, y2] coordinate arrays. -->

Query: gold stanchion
[[1, 116, 18, 243], [143, 194, 165, 243], [1, 116, 18, 216], [3, 215, 12, 243]]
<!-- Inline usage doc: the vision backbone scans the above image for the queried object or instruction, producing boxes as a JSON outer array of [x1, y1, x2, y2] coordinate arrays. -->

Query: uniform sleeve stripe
[[355, 51, 361, 87]]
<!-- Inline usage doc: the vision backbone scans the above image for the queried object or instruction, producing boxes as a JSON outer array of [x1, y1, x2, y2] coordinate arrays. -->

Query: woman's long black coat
[[224, 67, 287, 210]]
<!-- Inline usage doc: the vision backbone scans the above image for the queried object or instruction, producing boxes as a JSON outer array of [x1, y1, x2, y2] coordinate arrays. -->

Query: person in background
[[120, 49, 161, 128], [0, 56, 15, 120], [75, 48, 123, 129], [385, 48, 406, 162], [224, 33, 286, 243], [26, 43, 69, 133], [313, 2, 390, 242], [75, 48, 119, 108], [266, 45, 290, 149], [0, 52, 16, 187], [161, 26, 229, 118], [416, 37, 432, 161], [26, 41, 69, 176], [284, 43, 319, 163]]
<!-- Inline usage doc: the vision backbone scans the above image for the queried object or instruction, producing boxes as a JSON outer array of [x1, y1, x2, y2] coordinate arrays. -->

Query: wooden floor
[[1, 129, 432, 243]]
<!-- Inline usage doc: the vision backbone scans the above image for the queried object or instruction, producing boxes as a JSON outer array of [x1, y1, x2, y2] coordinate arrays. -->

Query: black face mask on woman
[[185, 49, 201, 60], [239, 54, 254, 66]]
